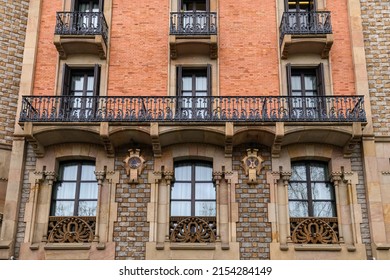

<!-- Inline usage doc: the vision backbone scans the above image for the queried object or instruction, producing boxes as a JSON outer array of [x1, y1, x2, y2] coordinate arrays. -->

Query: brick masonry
[[0, 0, 29, 145], [234, 145, 272, 260], [360, 0, 390, 135]]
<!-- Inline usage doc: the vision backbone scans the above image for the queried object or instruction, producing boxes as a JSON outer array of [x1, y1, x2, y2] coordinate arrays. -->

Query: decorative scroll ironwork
[[170, 12, 217, 35], [55, 12, 108, 43], [20, 95, 366, 123], [47, 216, 96, 243], [280, 11, 332, 44], [290, 217, 339, 244], [170, 216, 216, 243]]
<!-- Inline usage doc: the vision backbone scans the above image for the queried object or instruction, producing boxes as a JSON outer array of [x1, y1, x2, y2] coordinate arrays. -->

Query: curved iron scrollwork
[[170, 216, 216, 243], [47, 216, 96, 243], [290, 217, 339, 244]]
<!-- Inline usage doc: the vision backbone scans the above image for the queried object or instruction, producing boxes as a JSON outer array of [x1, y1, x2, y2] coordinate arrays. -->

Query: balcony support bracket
[[151, 122, 162, 158], [343, 122, 362, 158], [272, 122, 284, 158], [99, 122, 115, 158], [225, 122, 234, 157], [22, 122, 45, 158]]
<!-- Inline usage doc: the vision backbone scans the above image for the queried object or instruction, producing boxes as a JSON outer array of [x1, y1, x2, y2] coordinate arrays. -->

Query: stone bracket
[[225, 122, 234, 157], [22, 122, 45, 157], [343, 122, 362, 157], [150, 122, 162, 158], [272, 122, 284, 158], [99, 122, 115, 158]]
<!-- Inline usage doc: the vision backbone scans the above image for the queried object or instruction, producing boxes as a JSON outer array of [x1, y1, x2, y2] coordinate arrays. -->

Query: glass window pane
[[310, 165, 326, 181], [61, 164, 78, 180], [79, 183, 98, 199], [71, 76, 84, 91], [288, 182, 308, 200], [195, 183, 215, 199], [53, 201, 74, 216], [182, 77, 192, 91], [53, 182, 76, 199], [291, 76, 301, 90], [171, 201, 191, 216], [195, 164, 212, 181], [171, 183, 191, 199], [304, 75, 316, 90], [175, 165, 191, 181], [195, 76, 207, 91], [289, 201, 308, 217], [81, 164, 96, 180], [291, 164, 306, 181], [87, 76, 94, 91], [313, 202, 335, 217], [195, 201, 216, 216], [312, 183, 333, 200], [78, 201, 97, 216]]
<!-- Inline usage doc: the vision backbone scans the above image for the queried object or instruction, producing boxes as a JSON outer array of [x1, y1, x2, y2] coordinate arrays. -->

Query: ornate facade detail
[[47, 216, 96, 243], [241, 149, 263, 184], [123, 149, 146, 184], [290, 217, 339, 244], [170, 216, 216, 243]]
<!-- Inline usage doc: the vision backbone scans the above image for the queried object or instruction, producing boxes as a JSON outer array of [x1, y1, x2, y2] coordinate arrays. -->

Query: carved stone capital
[[94, 171, 106, 184]]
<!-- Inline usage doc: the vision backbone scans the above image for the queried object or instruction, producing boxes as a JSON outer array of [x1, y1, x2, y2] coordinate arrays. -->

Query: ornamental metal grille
[[170, 216, 217, 243], [170, 12, 217, 35], [47, 216, 96, 243], [20, 95, 366, 123], [290, 217, 339, 244]]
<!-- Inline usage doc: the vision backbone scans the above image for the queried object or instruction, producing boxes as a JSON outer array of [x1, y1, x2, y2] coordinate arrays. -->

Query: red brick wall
[[108, 1, 169, 96], [328, 1, 356, 95], [33, 0, 60, 96], [219, 1, 280, 96]]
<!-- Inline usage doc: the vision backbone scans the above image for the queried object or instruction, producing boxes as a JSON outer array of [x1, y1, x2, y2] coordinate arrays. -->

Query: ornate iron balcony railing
[[55, 11, 108, 43], [20, 95, 366, 123], [170, 12, 217, 35], [290, 217, 339, 244], [47, 216, 96, 243], [280, 11, 332, 44], [170, 216, 217, 243]]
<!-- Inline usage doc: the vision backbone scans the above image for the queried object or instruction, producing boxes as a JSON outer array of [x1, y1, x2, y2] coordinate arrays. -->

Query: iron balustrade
[[280, 11, 332, 44], [20, 95, 366, 123], [170, 12, 217, 35], [55, 11, 108, 43]]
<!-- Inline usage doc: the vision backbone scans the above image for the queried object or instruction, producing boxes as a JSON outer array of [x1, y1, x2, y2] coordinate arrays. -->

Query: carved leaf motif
[[47, 216, 95, 243]]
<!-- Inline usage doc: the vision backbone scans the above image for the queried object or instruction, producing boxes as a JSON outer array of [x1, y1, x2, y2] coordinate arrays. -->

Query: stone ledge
[[170, 243, 216, 250], [44, 243, 91, 250], [294, 244, 342, 251]]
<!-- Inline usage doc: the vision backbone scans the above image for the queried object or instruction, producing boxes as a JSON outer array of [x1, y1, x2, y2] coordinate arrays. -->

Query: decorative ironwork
[[55, 12, 108, 43], [170, 12, 217, 35], [47, 216, 96, 243], [20, 95, 366, 123], [170, 216, 216, 243], [290, 217, 339, 244], [280, 11, 332, 44]]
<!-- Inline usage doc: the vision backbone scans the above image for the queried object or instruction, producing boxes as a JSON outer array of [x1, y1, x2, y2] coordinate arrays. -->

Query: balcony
[[20, 95, 366, 123], [169, 12, 218, 59], [279, 11, 333, 59], [54, 12, 108, 59]]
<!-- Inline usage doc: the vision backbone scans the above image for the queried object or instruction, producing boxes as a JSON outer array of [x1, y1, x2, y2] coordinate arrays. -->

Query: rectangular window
[[71, 0, 104, 30], [177, 65, 211, 119]]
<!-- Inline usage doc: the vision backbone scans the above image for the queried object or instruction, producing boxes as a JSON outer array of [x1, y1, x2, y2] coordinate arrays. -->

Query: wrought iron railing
[[170, 216, 217, 243], [280, 11, 332, 44], [20, 95, 366, 123], [55, 11, 108, 43], [290, 217, 339, 244], [47, 216, 96, 243], [170, 12, 217, 35]]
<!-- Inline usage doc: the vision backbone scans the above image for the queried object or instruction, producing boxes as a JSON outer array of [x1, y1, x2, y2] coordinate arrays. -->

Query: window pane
[[195, 164, 212, 181], [61, 164, 78, 180], [195, 183, 215, 199], [195, 76, 207, 91], [291, 76, 301, 90], [304, 75, 316, 90], [53, 182, 76, 199], [53, 201, 74, 216], [79, 183, 98, 199], [182, 77, 192, 91], [171, 201, 191, 216], [171, 183, 191, 199], [87, 76, 94, 91], [291, 164, 306, 181], [288, 182, 308, 200], [81, 164, 96, 180], [175, 165, 191, 181], [289, 201, 308, 217], [313, 202, 335, 217], [78, 201, 97, 216], [312, 183, 333, 200], [195, 201, 216, 216], [310, 165, 326, 181]]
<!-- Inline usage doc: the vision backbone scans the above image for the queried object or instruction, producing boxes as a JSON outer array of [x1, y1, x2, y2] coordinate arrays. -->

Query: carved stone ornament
[[124, 149, 146, 183], [241, 149, 263, 184]]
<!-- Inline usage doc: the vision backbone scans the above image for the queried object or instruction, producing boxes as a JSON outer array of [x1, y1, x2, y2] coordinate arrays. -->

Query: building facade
[[0, 0, 388, 260]]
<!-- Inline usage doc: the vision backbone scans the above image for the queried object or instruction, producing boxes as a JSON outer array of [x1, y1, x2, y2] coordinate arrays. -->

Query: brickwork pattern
[[0, 0, 29, 145], [114, 147, 152, 260], [234, 145, 272, 259], [351, 144, 373, 259], [360, 0, 390, 135], [14, 144, 36, 259]]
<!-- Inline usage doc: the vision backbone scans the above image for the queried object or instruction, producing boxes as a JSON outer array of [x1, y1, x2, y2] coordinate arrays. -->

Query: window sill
[[170, 243, 216, 250], [294, 244, 342, 251], [44, 243, 91, 250]]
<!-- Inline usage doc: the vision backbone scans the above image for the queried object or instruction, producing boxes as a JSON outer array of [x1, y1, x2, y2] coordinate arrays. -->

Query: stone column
[[331, 172, 345, 244], [280, 172, 292, 246], [94, 170, 106, 243]]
